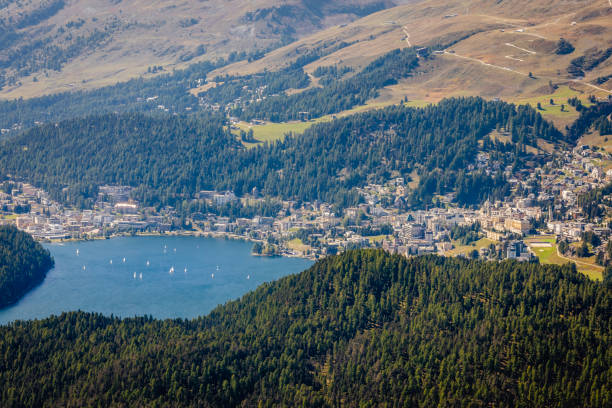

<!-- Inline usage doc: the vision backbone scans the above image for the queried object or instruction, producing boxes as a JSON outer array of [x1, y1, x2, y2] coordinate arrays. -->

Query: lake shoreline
[[44, 230, 316, 260]]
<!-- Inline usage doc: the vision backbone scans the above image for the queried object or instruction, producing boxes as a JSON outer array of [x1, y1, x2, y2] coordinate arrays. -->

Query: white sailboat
[[211, 273, 214, 279], [110, 259, 113, 265], [246, 275, 250, 280], [82, 265, 86, 270], [76, 249, 79, 256], [133, 272, 137, 279], [146, 260, 150, 267], [184, 267, 187, 273], [122, 257, 126, 263], [169, 266, 175, 274], [139, 272, 143, 280]]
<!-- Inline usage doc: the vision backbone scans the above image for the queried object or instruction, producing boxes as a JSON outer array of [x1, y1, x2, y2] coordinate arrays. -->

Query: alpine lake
[[0, 236, 313, 324]]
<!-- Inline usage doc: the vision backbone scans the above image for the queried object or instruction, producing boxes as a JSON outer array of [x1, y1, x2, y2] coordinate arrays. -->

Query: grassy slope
[[232, 99, 431, 146], [446, 237, 497, 257], [525, 235, 604, 281], [0, 0, 394, 99], [235, 118, 330, 145], [209, 0, 611, 130]]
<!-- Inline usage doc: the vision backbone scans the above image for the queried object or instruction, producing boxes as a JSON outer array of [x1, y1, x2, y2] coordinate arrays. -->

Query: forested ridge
[[216, 97, 560, 207], [0, 112, 239, 208], [0, 97, 560, 210], [0, 225, 54, 308], [0, 250, 609, 407]]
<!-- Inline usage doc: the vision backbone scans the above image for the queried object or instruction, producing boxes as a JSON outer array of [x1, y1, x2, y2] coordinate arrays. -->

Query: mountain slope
[[0, 250, 609, 406], [2, 0, 610, 130], [0, 0, 399, 98], [211, 0, 612, 115]]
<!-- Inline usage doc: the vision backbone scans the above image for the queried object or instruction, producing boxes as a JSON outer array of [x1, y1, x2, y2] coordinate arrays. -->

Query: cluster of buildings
[[1, 142, 610, 267], [190, 180, 544, 261], [1, 183, 173, 240], [198, 83, 270, 114], [0, 122, 23, 136]]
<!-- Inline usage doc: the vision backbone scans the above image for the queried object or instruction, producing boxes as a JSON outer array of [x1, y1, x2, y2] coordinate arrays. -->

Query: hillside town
[[1, 143, 610, 274]]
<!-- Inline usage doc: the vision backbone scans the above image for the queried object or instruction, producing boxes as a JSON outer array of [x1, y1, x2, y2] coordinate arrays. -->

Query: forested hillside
[[217, 97, 560, 207], [0, 46, 414, 132], [233, 47, 420, 121], [0, 113, 238, 208], [0, 58, 225, 131], [566, 99, 612, 142], [0, 250, 609, 407], [0, 97, 561, 210], [0, 225, 54, 308], [577, 182, 612, 220]]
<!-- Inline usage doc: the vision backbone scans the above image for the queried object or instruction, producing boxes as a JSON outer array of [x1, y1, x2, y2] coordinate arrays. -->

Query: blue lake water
[[0, 236, 313, 324]]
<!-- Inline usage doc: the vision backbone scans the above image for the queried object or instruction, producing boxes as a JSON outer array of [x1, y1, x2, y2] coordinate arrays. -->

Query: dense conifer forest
[[0, 113, 238, 208], [220, 97, 559, 207], [0, 97, 560, 210], [0, 250, 609, 407], [200, 61, 311, 106], [0, 225, 54, 308]]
